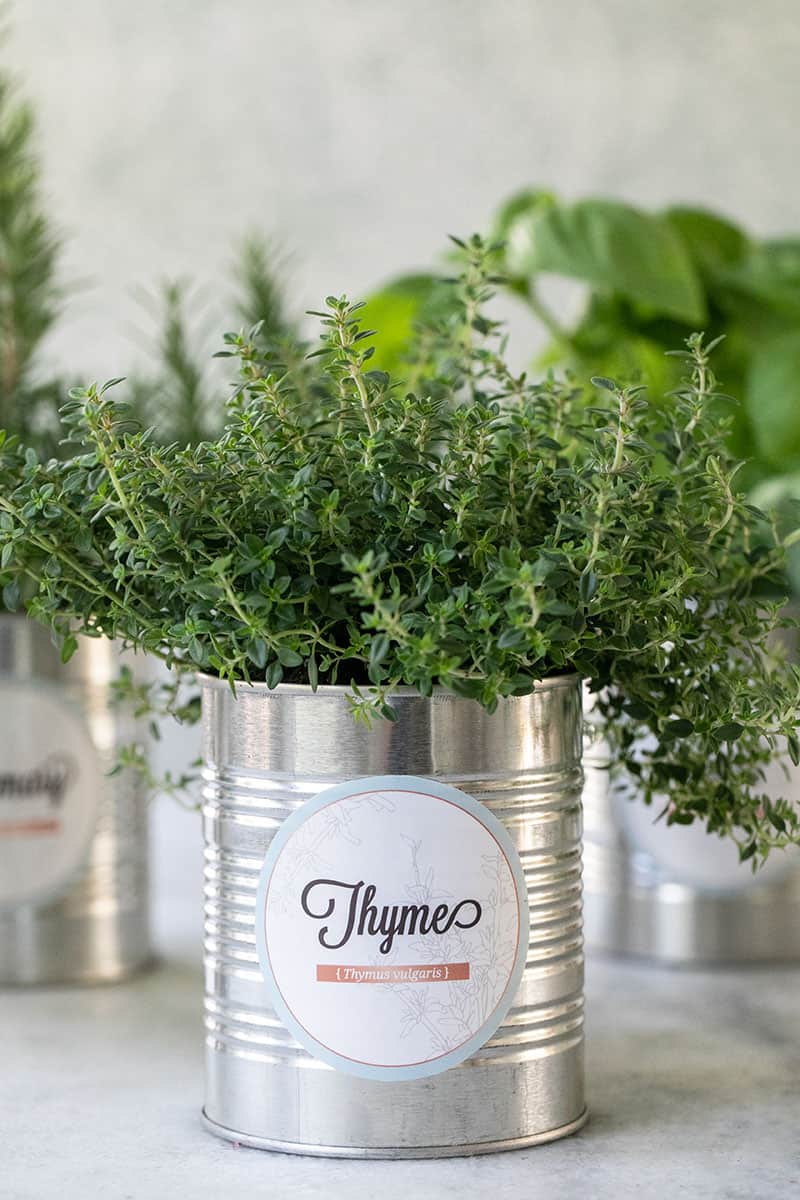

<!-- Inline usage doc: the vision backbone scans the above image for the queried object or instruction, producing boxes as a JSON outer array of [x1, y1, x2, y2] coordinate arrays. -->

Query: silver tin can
[[0, 614, 151, 985], [200, 674, 586, 1158], [582, 704, 800, 965]]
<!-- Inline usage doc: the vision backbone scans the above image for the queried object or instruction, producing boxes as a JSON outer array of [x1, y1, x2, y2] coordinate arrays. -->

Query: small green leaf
[[662, 718, 695, 739], [712, 722, 744, 742], [668, 811, 696, 825], [579, 569, 598, 602], [60, 634, 78, 663], [276, 645, 303, 668], [265, 661, 283, 689], [250, 639, 268, 669], [591, 377, 617, 393], [497, 626, 527, 650], [369, 633, 390, 665], [2, 581, 20, 610]]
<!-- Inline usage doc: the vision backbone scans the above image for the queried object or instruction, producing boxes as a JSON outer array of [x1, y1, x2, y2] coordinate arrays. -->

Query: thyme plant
[[1, 236, 799, 861]]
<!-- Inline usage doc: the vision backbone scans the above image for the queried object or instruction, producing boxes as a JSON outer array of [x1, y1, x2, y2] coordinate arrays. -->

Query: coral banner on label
[[316, 962, 470, 983]]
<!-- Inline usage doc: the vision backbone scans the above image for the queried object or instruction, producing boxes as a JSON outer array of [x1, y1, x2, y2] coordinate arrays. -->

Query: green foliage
[[1, 236, 799, 861], [370, 193, 800, 496], [494, 192, 800, 590], [494, 192, 800, 487]]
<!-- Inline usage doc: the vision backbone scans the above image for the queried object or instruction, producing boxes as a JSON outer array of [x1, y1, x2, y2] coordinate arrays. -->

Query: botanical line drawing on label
[[256, 775, 530, 1081]]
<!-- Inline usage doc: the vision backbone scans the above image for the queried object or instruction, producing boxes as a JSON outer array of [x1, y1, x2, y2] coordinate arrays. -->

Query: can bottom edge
[[200, 1107, 589, 1159], [0, 953, 157, 989]]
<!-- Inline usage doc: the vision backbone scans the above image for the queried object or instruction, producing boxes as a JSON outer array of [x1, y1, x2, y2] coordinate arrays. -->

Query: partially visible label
[[256, 775, 529, 1081], [0, 682, 104, 908]]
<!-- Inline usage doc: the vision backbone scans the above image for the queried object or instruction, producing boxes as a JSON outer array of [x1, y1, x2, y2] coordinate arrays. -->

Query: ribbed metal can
[[582, 687, 800, 964], [201, 674, 586, 1158], [0, 614, 151, 985]]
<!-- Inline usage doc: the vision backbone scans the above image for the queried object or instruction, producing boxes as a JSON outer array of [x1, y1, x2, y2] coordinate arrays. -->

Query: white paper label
[[0, 682, 104, 908], [256, 775, 529, 1081]]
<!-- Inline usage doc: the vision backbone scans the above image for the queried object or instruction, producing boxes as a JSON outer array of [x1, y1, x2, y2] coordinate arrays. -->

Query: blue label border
[[255, 774, 530, 1082]]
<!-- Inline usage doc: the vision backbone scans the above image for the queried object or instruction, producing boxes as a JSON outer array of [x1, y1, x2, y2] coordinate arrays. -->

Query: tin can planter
[[201, 674, 586, 1158], [582, 711, 800, 965], [0, 614, 151, 985]]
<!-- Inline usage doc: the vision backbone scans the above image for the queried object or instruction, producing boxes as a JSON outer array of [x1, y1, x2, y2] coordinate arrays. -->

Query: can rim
[[197, 670, 580, 697]]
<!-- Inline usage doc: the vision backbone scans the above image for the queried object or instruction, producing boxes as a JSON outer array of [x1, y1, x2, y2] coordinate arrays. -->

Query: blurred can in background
[[0, 614, 151, 984], [582, 680, 800, 965]]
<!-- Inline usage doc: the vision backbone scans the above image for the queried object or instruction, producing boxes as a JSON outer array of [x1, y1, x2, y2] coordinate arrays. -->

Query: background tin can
[[0, 614, 151, 985], [582, 686, 800, 965], [201, 675, 586, 1158]]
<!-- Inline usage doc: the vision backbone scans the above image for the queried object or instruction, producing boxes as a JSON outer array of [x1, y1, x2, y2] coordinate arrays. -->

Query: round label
[[0, 682, 104, 909], [256, 775, 529, 1081]]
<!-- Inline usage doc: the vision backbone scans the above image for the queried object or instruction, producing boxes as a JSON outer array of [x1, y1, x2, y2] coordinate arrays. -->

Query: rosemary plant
[[1, 236, 799, 861], [127, 280, 213, 444], [233, 234, 297, 347], [129, 236, 303, 443], [0, 70, 61, 449]]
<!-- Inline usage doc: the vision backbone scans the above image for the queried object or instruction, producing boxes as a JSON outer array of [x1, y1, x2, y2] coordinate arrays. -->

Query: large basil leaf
[[664, 207, 749, 273], [716, 240, 800, 319], [502, 196, 706, 324], [364, 273, 454, 374], [746, 331, 800, 469]]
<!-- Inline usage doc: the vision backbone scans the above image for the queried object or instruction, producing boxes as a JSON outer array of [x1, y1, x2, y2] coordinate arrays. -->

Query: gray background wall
[[12, 0, 800, 376], [10, 0, 800, 945]]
